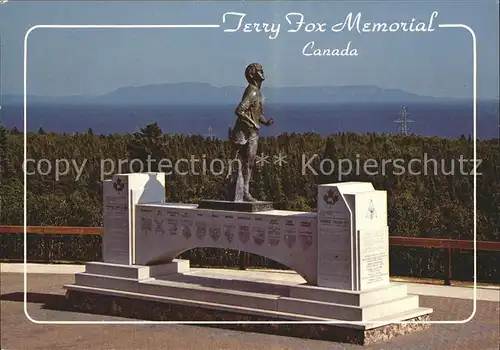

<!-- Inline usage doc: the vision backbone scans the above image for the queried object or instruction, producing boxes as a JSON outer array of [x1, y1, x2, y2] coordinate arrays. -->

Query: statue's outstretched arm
[[259, 113, 273, 126], [258, 104, 273, 126]]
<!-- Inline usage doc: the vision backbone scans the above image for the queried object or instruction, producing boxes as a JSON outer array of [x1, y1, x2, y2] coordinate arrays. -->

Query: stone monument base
[[197, 200, 274, 212], [64, 262, 432, 346]]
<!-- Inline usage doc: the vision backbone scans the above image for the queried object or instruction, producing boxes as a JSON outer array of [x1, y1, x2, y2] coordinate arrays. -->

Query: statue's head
[[245, 63, 265, 84]]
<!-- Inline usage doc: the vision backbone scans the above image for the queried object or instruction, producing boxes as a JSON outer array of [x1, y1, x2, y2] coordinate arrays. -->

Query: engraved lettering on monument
[[267, 218, 281, 246], [317, 187, 352, 288], [140, 216, 152, 235], [103, 177, 132, 264], [299, 218, 314, 251], [137, 209, 153, 238], [359, 227, 390, 289], [237, 215, 251, 244], [284, 219, 297, 248], [227, 63, 274, 202], [166, 211, 179, 235]]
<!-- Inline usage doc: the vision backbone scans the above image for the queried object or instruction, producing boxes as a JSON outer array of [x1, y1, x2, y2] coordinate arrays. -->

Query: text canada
[[302, 41, 358, 57]]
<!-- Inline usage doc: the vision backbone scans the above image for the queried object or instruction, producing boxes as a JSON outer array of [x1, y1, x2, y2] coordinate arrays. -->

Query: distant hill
[[3, 83, 472, 106]]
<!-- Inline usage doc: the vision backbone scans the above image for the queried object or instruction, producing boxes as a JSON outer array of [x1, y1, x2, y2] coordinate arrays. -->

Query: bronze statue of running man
[[228, 63, 274, 202]]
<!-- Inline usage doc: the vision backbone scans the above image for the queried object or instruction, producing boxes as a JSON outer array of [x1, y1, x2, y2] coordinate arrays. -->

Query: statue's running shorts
[[231, 126, 259, 146]]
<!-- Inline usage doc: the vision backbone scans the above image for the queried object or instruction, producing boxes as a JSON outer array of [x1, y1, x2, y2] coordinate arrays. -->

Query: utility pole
[[394, 106, 414, 135]]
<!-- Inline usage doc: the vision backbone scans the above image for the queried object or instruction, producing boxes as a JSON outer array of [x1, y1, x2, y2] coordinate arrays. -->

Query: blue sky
[[1, 0, 499, 99]]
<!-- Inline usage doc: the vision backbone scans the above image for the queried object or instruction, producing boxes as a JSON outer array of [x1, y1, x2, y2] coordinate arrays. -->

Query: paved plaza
[[1, 265, 499, 349]]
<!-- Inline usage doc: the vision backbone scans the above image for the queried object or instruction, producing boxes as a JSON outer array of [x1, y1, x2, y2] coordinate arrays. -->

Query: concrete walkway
[[3, 272, 499, 350], [2, 263, 498, 302]]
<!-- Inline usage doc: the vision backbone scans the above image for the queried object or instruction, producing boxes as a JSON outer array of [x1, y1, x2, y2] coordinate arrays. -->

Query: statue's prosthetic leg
[[227, 129, 258, 202], [241, 131, 259, 202]]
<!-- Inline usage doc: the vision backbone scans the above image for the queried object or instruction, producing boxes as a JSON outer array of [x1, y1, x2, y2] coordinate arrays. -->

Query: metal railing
[[1, 225, 499, 285]]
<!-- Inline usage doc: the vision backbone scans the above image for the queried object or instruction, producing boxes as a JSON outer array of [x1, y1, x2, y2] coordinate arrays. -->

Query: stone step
[[368, 307, 433, 326], [74, 273, 422, 322], [74, 273, 281, 311], [362, 295, 420, 320], [289, 283, 408, 307], [138, 279, 280, 311], [75, 273, 141, 292], [64, 283, 432, 328], [278, 295, 420, 321], [64, 284, 336, 322], [85, 262, 150, 279], [84, 261, 189, 279]]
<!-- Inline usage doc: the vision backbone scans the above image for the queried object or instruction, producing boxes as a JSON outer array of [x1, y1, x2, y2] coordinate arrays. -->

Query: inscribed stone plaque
[[153, 209, 166, 236], [166, 210, 180, 236], [267, 217, 281, 247], [354, 190, 388, 230], [284, 218, 297, 249], [138, 207, 154, 235], [317, 185, 353, 290], [298, 218, 314, 251], [358, 227, 390, 290], [102, 179, 131, 264]]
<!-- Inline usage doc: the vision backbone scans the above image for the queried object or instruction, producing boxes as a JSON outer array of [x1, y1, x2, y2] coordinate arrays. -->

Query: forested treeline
[[0, 123, 499, 282], [2, 122, 499, 240]]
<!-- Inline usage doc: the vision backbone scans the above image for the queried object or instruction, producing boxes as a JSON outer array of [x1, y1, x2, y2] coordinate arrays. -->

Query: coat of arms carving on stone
[[323, 188, 339, 207], [366, 199, 377, 220], [253, 227, 265, 246], [209, 226, 220, 241], [239, 226, 250, 244], [155, 219, 165, 235], [196, 222, 206, 240], [140, 217, 152, 234]]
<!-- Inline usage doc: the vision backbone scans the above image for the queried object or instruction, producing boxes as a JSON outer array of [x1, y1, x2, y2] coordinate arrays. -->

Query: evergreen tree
[[0, 123, 7, 184], [128, 122, 166, 173], [0, 123, 7, 165]]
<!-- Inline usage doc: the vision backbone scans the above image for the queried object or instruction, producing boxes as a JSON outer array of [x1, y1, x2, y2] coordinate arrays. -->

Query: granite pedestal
[[197, 200, 274, 213], [64, 173, 433, 345]]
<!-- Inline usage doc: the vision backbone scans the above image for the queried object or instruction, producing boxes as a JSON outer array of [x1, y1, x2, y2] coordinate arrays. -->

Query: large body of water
[[2, 102, 499, 139]]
